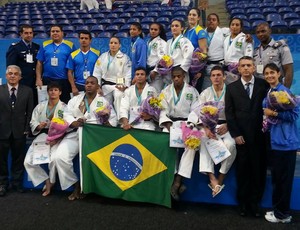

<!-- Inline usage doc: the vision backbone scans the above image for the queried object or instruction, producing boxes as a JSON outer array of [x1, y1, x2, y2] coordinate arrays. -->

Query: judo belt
[[40, 128, 49, 134], [170, 117, 188, 122], [207, 59, 224, 65], [101, 79, 116, 86], [217, 120, 226, 125]]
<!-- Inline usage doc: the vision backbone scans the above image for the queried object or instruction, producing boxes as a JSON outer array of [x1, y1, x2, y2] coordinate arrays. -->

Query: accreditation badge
[[83, 71, 90, 79], [51, 57, 58, 66], [26, 54, 33, 63], [256, 64, 264, 74]]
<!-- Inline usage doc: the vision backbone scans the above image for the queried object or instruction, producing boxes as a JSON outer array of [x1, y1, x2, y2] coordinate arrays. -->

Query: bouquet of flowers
[[181, 122, 203, 150], [156, 55, 174, 75], [190, 48, 207, 75], [262, 90, 300, 132], [130, 93, 164, 125], [199, 101, 224, 133], [94, 104, 111, 125], [46, 117, 69, 142], [225, 62, 239, 84]]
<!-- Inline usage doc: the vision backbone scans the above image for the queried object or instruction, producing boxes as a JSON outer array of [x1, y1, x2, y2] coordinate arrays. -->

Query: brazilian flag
[[81, 124, 176, 208]]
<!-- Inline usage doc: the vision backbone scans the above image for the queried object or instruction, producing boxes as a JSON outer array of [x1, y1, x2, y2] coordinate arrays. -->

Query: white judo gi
[[80, 0, 99, 11], [104, 0, 113, 10], [147, 36, 167, 93], [93, 50, 132, 118], [119, 83, 157, 131], [181, 0, 191, 6], [154, 35, 194, 85], [179, 86, 237, 178], [24, 100, 78, 190]]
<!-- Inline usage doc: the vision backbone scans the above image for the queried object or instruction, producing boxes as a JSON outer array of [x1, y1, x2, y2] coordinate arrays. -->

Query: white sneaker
[[266, 211, 274, 216], [265, 212, 292, 223]]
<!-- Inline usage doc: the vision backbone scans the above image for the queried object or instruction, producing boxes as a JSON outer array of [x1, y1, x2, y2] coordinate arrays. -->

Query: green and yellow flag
[[81, 124, 176, 208]]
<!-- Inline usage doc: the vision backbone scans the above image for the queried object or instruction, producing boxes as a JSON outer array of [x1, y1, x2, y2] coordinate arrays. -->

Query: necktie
[[245, 83, 251, 97], [11, 87, 16, 107], [28, 44, 31, 50]]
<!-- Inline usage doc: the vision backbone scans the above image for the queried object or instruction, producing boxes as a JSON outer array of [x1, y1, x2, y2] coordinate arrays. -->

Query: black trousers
[[270, 150, 296, 219], [235, 142, 267, 206], [43, 78, 71, 104], [0, 134, 26, 187]]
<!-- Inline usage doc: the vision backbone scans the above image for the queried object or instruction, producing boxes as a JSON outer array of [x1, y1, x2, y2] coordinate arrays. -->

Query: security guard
[[254, 22, 293, 88], [6, 24, 40, 104]]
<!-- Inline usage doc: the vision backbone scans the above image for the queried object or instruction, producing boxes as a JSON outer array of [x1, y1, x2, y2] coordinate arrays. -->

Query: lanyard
[[84, 96, 91, 113], [81, 50, 90, 71], [170, 34, 182, 55], [172, 84, 183, 105], [207, 32, 215, 47], [46, 102, 58, 119], [107, 53, 115, 71], [135, 85, 142, 106], [131, 37, 140, 50], [211, 85, 226, 102], [147, 38, 154, 57], [52, 43, 61, 57]]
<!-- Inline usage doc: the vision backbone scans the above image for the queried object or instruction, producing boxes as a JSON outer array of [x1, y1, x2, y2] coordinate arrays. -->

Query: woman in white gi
[[120, 67, 157, 131], [24, 82, 74, 197], [63, 76, 117, 200], [154, 19, 194, 85], [188, 66, 236, 197], [93, 36, 131, 118], [223, 18, 253, 83], [148, 22, 167, 93], [159, 66, 200, 200]]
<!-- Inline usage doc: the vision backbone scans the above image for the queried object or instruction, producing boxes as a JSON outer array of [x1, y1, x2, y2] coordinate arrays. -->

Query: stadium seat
[[34, 32, 49, 38], [62, 25, 75, 33], [85, 19, 97, 26], [93, 13, 105, 20], [173, 11, 187, 17], [105, 25, 120, 34], [43, 14, 55, 20], [99, 18, 112, 27], [45, 20, 57, 27], [141, 17, 155, 24], [5, 26, 19, 34], [68, 14, 80, 20], [270, 20, 288, 28], [72, 19, 84, 26], [266, 13, 282, 23], [97, 31, 112, 38], [166, 31, 173, 40], [112, 18, 126, 27], [132, 12, 145, 19], [289, 0, 300, 8], [55, 14, 68, 20], [114, 32, 129, 38], [4, 33, 19, 38], [34, 25, 46, 33], [76, 25, 89, 32], [156, 17, 170, 25], [124, 7, 137, 14], [113, 8, 124, 14], [262, 7, 277, 16], [283, 13, 299, 22], [230, 9, 245, 17], [119, 13, 131, 20], [6, 20, 18, 27], [19, 20, 31, 26], [90, 25, 105, 34], [252, 20, 267, 30], [20, 15, 30, 20], [289, 19, 300, 29], [58, 19, 71, 26], [246, 8, 261, 16], [119, 24, 131, 32], [65, 32, 79, 38], [278, 7, 293, 15], [232, 14, 248, 21], [274, 1, 289, 10], [243, 21, 251, 31], [138, 7, 149, 13], [127, 18, 140, 24], [107, 13, 118, 20]]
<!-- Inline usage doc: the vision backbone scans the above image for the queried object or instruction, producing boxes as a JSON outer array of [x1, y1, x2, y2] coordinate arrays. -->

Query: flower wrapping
[[262, 90, 300, 132], [190, 48, 207, 75], [181, 122, 203, 150], [46, 117, 69, 142], [156, 55, 174, 75], [199, 101, 224, 134], [94, 105, 111, 125], [227, 62, 239, 75], [130, 94, 164, 125]]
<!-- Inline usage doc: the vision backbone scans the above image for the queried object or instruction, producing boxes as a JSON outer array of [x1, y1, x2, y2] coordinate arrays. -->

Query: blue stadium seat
[[43, 14, 55, 20], [166, 31, 173, 40], [266, 13, 282, 23], [114, 32, 129, 38], [5, 26, 19, 34], [58, 19, 71, 26], [289, 0, 300, 8], [93, 13, 105, 20], [127, 18, 140, 24], [20, 15, 30, 20], [243, 21, 251, 31], [35, 32, 49, 38], [141, 23, 149, 34], [85, 19, 97, 26], [274, 1, 289, 9], [173, 11, 187, 17], [270, 20, 288, 30], [278, 7, 293, 15], [146, 12, 158, 18], [65, 32, 79, 38], [141, 17, 155, 24], [56, 14, 68, 20], [283, 12, 300, 22], [45, 19, 57, 27], [72, 19, 84, 26], [62, 25, 75, 33], [259, 2, 273, 9], [156, 17, 170, 25], [97, 31, 112, 38], [6, 20, 18, 27], [90, 25, 105, 34], [252, 20, 267, 29], [230, 9, 245, 17], [34, 25, 46, 33], [68, 14, 80, 20], [19, 20, 31, 26], [262, 7, 277, 16], [112, 18, 126, 27], [105, 25, 119, 34], [89, 8, 100, 15], [113, 8, 124, 14], [119, 13, 131, 19], [138, 7, 149, 13], [119, 24, 131, 32], [99, 18, 112, 27], [289, 19, 300, 29], [132, 12, 145, 19], [8, 15, 19, 21], [124, 7, 137, 14], [232, 14, 248, 21], [76, 25, 89, 32], [160, 11, 173, 19], [107, 13, 118, 20], [246, 8, 261, 16], [4, 33, 19, 38]]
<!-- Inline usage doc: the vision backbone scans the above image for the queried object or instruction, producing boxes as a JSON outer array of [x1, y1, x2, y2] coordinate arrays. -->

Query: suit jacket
[[0, 84, 34, 139], [225, 77, 268, 144], [6, 40, 40, 87]]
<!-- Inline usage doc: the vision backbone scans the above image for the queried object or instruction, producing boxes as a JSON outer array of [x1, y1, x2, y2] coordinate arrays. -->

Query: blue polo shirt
[[184, 25, 207, 49], [66, 48, 100, 86], [37, 39, 75, 80]]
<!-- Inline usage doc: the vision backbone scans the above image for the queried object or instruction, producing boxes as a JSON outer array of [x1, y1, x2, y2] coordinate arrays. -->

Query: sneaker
[[265, 212, 292, 223], [266, 211, 274, 216]]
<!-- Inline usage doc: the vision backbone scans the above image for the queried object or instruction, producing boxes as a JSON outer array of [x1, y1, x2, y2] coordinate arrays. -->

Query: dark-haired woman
[[130, 22, 147, 82], [263, 63, 299, 224], [148, 23, 167, 93]]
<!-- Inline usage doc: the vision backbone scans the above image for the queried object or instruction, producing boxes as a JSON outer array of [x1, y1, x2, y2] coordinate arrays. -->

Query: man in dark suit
[[0, 65, 34, 196], [225, 56, 268, 217], [6, 24, 40, 105]]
